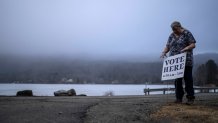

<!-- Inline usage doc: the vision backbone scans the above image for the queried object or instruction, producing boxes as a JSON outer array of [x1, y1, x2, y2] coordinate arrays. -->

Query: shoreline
[[0, 84, 175, 96]]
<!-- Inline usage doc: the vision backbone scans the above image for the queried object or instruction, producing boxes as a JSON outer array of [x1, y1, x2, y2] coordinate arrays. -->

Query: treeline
[[0, 58, 163, 84], [194, 59, 218, 86], [0, 55, 218, 86]]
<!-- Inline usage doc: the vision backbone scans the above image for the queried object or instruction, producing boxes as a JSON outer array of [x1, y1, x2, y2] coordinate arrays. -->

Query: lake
[[0, 84, 174, 96]]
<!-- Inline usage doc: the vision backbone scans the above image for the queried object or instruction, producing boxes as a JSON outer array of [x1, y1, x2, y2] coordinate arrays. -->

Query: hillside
[[0, 53, 217, 84], [194, 53, 218, 64]]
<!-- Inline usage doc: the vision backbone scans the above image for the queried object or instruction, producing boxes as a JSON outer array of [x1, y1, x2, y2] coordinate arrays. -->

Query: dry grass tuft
[[151, 103, 218, 123]]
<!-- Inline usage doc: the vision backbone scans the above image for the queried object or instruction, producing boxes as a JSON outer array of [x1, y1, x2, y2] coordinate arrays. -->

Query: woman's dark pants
[[175, 66, 195, 100]]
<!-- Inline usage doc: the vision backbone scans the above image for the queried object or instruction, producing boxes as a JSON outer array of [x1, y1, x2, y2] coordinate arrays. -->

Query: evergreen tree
[[205, 59, 217, 85], [194, 64, 206, 86]]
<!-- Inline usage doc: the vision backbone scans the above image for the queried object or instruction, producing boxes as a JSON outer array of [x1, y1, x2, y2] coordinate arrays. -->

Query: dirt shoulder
[[0, 94, 218, 123], [0, 96, 101, 123], [84, 95, 164, 123]]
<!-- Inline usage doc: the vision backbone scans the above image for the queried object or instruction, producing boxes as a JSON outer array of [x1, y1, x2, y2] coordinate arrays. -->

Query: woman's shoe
[[174, 99, 182, 103]]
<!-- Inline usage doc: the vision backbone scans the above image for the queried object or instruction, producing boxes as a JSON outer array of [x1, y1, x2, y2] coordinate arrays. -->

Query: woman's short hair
[[171, 21, 182, 28]]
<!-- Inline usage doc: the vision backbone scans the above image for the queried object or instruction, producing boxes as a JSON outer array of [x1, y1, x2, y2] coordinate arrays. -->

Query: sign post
[[161, 52, 187, 81]]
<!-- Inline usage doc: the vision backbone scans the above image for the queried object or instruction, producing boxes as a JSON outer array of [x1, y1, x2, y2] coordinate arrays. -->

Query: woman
[[161, 21, 196, 105]]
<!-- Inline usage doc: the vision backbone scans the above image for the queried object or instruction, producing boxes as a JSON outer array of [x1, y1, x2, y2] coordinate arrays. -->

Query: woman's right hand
[[160, 52, 167, 58]]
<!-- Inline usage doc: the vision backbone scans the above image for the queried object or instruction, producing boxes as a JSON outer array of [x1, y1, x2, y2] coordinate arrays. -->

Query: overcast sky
[[0, 0, 218, 61]]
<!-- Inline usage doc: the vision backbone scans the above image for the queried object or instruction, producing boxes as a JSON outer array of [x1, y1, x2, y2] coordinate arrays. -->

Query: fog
[[1, 0, 218, 61]]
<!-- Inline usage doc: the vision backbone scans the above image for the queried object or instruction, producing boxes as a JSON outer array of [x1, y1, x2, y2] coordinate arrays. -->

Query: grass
[[150, 103, 218, 123]]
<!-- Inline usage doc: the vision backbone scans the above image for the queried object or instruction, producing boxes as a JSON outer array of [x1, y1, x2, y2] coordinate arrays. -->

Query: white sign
[[161, 52, 187, 81]]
